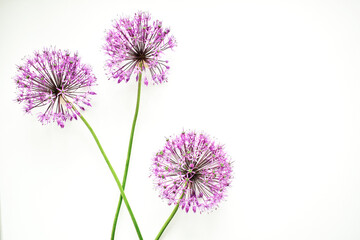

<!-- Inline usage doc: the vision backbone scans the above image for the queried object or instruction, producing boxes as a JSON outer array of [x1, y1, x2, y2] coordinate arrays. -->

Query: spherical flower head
[[14, 47, 97, 128], [104, 11, 176, 85], [151, 131, 232, 213]]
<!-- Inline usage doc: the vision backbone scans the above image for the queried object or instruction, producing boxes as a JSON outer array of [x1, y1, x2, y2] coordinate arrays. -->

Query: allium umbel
[[152, 131, 232, 213], [104, 11, 176, 85], [15, 48, 96, 128]]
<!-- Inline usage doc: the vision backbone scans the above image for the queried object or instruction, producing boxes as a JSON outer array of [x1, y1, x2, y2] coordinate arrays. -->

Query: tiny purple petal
[[14, 47, 97, 127], [151, 130, 233, 213], [104, 11, 176, 85]]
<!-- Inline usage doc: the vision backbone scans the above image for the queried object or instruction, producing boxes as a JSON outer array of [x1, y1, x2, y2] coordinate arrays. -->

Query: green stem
[[155, 191, 186, 240], [111, 72, 142, 240], [78, 112, 143, 240]]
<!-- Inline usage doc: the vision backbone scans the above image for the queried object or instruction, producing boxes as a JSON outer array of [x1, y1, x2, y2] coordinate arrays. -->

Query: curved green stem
[[78, 112, 143, 240], [155, 191, 186, 240], [111, 72, 142, 240]]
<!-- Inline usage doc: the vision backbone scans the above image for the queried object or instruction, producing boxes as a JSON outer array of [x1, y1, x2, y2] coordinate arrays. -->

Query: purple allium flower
[[104, 11, 176, 85], [15, 47, 96, 128], [151, 131, 232, 213]]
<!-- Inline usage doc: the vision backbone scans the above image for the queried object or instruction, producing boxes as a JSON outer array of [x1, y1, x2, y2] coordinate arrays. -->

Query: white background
[[1, 0, 360, 239]]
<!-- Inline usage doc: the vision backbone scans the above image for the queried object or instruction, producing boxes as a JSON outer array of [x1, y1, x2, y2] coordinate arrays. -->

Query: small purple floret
[[14, 47, 96, 128], [104, 11, 176, 85], [151, 131, 232, 213]]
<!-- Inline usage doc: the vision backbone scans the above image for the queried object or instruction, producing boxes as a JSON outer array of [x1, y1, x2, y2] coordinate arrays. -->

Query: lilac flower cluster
[[152, 131, 232, 213], [15, 48, 96, 128], [104, 11, 176, 85]]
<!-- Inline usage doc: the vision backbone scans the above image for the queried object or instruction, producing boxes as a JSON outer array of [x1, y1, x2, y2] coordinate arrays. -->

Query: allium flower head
[[104, 11, 176, 85], [15, 47, 96, 128], [151, 131, 232, 213]]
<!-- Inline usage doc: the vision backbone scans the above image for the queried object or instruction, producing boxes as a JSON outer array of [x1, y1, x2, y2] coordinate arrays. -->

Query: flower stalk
[[111, 70, 143, 240], [77, 108, 143, 240], [155, 181, 188, 240]]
